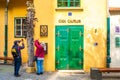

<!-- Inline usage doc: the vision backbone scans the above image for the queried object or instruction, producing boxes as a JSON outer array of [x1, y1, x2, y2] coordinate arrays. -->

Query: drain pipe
[[107, 18, 111, 68], [4, 0, 9, 63], [106, 0, 111, 68]]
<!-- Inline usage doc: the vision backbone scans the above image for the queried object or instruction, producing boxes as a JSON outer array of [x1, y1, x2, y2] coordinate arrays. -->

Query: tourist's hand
[[21, 39, 24, 43]]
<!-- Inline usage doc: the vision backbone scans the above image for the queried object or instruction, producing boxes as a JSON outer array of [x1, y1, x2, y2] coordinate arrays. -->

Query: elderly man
[[11, 39, 24, 77]]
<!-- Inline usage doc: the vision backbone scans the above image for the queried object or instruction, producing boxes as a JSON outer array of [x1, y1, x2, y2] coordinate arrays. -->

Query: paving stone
[[0, 65, 120, 80]]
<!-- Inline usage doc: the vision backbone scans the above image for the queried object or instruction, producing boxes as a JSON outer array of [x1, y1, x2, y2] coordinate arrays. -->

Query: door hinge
[[79, 31, 83, 36], [79, 46, 83, 51], [56, 46, 60, 51], [79, 61, 83, 65], [56, 60, 59, 64], [67, 28, 69, 33], [56, 31, 60, 37]]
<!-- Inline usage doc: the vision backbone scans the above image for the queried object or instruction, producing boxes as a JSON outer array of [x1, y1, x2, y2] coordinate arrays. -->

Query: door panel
[[56, 27, 69, 69], [69, 27, 83, 69]]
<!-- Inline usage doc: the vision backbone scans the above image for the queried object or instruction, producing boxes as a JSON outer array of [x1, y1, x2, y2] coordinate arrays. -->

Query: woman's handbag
[[33, 56, 37, 61]]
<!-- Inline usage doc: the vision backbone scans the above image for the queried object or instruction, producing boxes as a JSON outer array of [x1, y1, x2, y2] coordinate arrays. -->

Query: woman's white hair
[[40, 42, 46, 50]]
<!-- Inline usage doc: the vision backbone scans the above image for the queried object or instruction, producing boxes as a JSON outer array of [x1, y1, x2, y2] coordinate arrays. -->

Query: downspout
[[107, 17, 111, 68], [106, 0, 111, 68], [4, 0, 9, 63]]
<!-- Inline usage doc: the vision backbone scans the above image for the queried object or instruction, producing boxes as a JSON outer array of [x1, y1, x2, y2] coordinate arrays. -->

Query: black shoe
[[15, 74, 21, 77], [36, 73, 40, 75], [40, 72, 43, 74]]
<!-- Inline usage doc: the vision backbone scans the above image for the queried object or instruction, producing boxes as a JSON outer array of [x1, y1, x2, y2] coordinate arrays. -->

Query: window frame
[[115, 37, 120, 48], [14, 17, 27, 38], [56, 0, 83, 10], [57, 0, 80, 8]]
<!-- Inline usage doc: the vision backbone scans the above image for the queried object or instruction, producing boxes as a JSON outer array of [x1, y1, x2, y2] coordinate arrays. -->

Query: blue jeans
[[36, 60, 44, 73], [14, 57, 21, 76]]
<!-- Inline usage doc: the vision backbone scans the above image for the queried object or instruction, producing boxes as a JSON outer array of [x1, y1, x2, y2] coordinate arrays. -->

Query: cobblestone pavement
[[0, 65, 120, 80]]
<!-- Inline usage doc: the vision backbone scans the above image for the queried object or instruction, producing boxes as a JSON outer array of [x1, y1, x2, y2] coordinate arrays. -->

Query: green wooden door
[[56, 27, 69, 69], [55, 26, 84, 70], [69, 27, 83, 69]]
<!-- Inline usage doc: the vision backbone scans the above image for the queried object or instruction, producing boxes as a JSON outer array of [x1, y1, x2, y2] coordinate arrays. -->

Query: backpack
[[11, 48, 18, 58]]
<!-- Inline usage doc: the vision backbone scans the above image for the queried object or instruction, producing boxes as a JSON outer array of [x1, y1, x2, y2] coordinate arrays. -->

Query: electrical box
[[44, 43, 48, 54]]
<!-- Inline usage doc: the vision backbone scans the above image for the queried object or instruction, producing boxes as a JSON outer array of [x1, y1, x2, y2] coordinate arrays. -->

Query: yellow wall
[[0, 1, 5, 57], [7, 0, 32, 63], [83, 0, 107, 72], [34, 0, 55, 71]]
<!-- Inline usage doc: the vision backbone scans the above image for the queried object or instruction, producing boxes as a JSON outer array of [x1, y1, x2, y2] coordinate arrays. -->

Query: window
[[14, 18, 27, 37], [57, 0, 80, 7], [115, 37, 120, 48]]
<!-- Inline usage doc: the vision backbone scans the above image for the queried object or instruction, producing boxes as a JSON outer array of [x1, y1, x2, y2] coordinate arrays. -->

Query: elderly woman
[[34, 40, 45, 75]]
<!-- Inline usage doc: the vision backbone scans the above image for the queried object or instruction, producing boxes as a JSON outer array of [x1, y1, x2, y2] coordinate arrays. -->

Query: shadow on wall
[[84, 28, 106, 71]]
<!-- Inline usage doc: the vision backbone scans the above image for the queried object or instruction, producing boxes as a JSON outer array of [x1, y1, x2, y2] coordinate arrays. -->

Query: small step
[[57, 70, 85, 74]]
